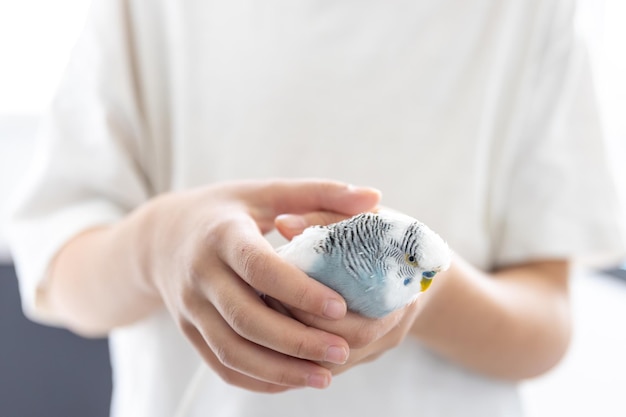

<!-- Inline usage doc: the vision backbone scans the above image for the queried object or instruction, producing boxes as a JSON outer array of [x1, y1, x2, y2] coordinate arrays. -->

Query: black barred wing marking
[[315, 213, 392, 281]]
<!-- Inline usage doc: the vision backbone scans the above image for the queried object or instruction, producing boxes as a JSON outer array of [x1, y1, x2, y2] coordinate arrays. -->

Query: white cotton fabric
[[8, 0, 626, 416]]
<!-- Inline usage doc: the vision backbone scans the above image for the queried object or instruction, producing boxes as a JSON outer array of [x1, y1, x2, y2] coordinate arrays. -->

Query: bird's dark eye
[[405, 254, 418, 266], [422, 271, 436, 278]]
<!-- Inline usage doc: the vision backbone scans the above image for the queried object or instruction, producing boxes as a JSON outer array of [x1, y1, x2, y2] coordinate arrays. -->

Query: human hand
[[274, 211, 421, 375], [137, 179, 381, 392]]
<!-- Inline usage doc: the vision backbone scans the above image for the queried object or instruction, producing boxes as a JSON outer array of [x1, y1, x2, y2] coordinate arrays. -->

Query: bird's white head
[[376, 210, 451, 311]]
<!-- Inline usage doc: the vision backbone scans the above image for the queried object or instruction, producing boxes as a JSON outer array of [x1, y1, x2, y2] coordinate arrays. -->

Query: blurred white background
[[0, 0, 624, 416], [0, 0, 91, 261]]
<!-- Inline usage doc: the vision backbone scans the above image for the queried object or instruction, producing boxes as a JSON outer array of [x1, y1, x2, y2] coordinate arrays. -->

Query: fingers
[[275, 211, 351, 240], [328, 303, 421, 375], [181, 299, 335, 390], [203, 264, 350, 365], [183, 316, 332, 393], [274, 201, 385, 240], [288, 308, 407, 350], [241, 179, 381, 230], [215, 216, 348, 320], [170, 179, 387, 391], [270, 179, 381, 215], [289, 303, 420, 376], [181, 323, 291, 393]]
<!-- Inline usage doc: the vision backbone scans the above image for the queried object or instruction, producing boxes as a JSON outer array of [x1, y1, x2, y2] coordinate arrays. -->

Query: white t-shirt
[[9, 0, 625, 416]]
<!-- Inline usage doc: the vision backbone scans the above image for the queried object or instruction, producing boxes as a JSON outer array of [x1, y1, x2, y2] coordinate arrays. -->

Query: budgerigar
[[277, 210, 451, 318]]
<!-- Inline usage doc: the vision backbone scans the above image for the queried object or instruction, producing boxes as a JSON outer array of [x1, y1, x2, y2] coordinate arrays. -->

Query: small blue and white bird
[[277, 210, 451, 318]]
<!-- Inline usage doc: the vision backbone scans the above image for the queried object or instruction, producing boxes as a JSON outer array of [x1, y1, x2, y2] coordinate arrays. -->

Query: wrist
[[121, 196, 168, 305]]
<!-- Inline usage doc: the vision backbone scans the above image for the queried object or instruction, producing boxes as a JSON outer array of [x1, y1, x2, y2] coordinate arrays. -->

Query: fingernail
[[307, 373, 331, 389], [326, 346, 348, 364], [276, 214, 307, 230], [324, 299, 346, 320]]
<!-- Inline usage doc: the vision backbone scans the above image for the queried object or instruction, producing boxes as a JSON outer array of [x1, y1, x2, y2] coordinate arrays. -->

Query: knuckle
[[214, 344, 235, 369], [276, 372, 293, 387], [186, 258, 204, 287], [177, 317, 196, 338], [179, 287, 198, 311], [205, 215, 235, 243], [182, 246, 209, 290], [225, 303, 251, 335], [179, 287, 205, 321], [290, 337, 309, 360], [274, 369, 302, 387], [291, 284, 312, 310], [237, 242, 270, 288]]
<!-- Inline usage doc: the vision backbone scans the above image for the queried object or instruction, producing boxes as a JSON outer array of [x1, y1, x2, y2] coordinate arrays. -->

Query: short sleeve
[[492, 0, 626, 268], [7, 0, 153, 324]]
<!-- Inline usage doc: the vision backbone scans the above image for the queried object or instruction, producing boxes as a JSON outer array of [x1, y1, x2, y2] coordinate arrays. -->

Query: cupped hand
[[137, 179, 380, 392], [275, 210, 421, 375]]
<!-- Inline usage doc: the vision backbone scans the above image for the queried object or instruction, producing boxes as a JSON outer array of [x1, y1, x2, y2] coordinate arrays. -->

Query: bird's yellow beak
[[420, 277, 433, 292]]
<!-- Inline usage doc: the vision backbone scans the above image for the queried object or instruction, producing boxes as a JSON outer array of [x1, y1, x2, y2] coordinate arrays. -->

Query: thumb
[[275, 212, 348, 240], [276, 210, 379, 240], [264, 179, 381, 217], [248, 179, 381, 232]]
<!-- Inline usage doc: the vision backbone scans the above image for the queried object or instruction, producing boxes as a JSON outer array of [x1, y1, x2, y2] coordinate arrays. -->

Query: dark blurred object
[[0, 263, 112, 417], [604, 265, 626, 281]]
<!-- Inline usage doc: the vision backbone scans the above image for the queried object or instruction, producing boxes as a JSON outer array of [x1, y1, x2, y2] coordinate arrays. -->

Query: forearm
[[411, 254, 571, 380], [42, 206, 162, 337]]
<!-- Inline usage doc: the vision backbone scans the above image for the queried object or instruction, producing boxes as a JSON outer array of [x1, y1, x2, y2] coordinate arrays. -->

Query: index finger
[[217, 217, 347, 320]]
